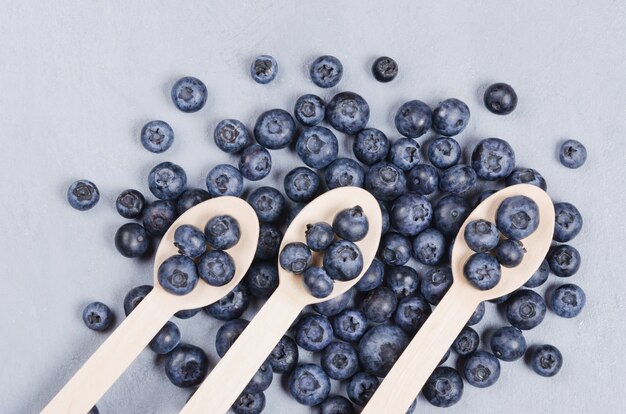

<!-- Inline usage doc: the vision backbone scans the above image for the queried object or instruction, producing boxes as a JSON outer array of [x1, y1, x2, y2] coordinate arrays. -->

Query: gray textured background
[[1, 1, 625, 413]]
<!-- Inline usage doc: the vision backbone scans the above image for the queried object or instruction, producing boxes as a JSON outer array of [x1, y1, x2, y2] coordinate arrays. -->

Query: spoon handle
[[181, 289, 302, 414], [362, 287, 477, 414], [41, 290, 174, 414]]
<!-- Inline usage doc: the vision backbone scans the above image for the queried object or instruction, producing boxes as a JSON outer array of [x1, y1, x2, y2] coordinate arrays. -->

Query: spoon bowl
[[42, 196, 259, 414], [362, 184, 555, 414], [181, 187, 382, 414]]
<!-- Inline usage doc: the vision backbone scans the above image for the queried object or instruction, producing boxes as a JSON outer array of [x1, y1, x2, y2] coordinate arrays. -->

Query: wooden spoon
[[362, 184, 555, 414], [180, 187, 382, 414], [41, 196, 259, 414]]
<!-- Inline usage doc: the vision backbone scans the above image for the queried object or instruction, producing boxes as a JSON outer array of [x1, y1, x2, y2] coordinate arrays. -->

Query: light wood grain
[[361, 184, 555, 414], [41, 196, 259, 414], [180, 187, 382, 414]]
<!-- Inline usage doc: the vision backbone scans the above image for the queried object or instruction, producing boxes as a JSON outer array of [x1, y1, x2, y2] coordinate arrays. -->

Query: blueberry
[[464, 219, 499, 253], [506, 289, 547, 330], [463, 351, 501, 388], [116, 189, 145, 218], [525, 259, 550, 288], [332, 308, 368, 343], [490, 326, 527, 361], [529, 344, 563, 377], [406, 164, 438, 195], [296, 126, 339, 169], [421, 266, 453, 305], [378, 232, 411, 266], [323, 240, 364, 281], [141, 120, 174, 153], [174, 224, 206, 258], [412, 228, 446, 266], [206, 164, 244, 198], [464, 253, 501, 290], [471, 138, 516, 181], [297, 313, 334, 352], [389, 138, 421, 171], [197, 250, 236, 286], [268, 335, 299, 374], [289, 364, 331, 406], [148, 161, 187, 200], [385, 265, 420, 298], [142, 200, 177, 237], [215, 319, 249, 357], [149, 321, 181, 354], [244, 362, 273, 393], [394, 295, 431, 334], [123, 285, 153, 316], [439, 164, 477, 194], [303, 266, 334, 298], [326, 158, 365, 189], [379, 200, 391, 234], [284, 167, 320, 203], [395, 100, 432, 138], [553, 202, 583, 242], [204, 215, 241, 250], [432, 98, 470, 136], [550, 283, 586, 318], [422, 367, 464, 408], [279, 242, 312, 274], [358, 324, 408, 377], [294, 94, 325, 126], [67, 180, 99, 211], [355, 258, 385, 292], [496, 195, 540, 240], [353, 128, 390, 165], [254, 108, 296, 150], [506, 167, 547, 191], [467, 301, 486, 325], [250, 55, 278, 84], [475, 189, 497, 205], [82, 302, 113, 331], [333, 205, 369, 242], [390, 193, 433, 236], [171, 77, 207, 113], [158, 255, 199, 295], [433, 194, 471, 237], [559, 139, 587, 169], [320, 395, 354, 414], [164, 344, 209, 387], [232, 392, 266, 414], [306, 222, 334, 252], [428, 136, 462, 169], [547, 244, 581, 277], [255, 223, 282, 260], [325, 92, 370, 135], [205, 283, 249, 321], [452, 326, 479, 356], [310, 55, 343, 88], [321, 341, 360, 380], [174, 308, 201, 319], [245, 262, 279, 298], [484, 83, 517, 115], [176, 188, 210, 215], [372, 56, 398, 82], [114, 223, 149, 258], [247, 186, 285, 223], [239, 144, 272, 181], [314, 288, 355, 316], [361, 287, 398, 323], [496, 239, 525, 267], [214, 119, 250, 154], [346, 372, 379, 406]]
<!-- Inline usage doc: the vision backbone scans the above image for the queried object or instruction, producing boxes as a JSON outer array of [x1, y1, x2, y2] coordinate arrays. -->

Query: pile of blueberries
[[67, 54, 587, 414]]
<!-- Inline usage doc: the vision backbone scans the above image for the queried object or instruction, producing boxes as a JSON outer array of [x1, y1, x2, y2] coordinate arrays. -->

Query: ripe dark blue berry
[[250, 55, 278, 84], [116, 189, 145, 218], [496, 195, 540, 240], [395, 100, 432, 138], [559, 139, 587, 169], [553, 202, 583, 242], [284, 167, 320, 203], [254, 108, 296, 150], [422, 367, 464, 408], [288, 364, 331, 406], [550, 283, 586, 318], [372, 56, 398, 82], [149, 321, 181, 354], [247, 186, 285, 223], [82, 302, 113, 331], [310, 55, 343, 88], [296, 126, 339, 169], [206, 164, 244, 197], [305, 222, 334, 252], [463, 351, 501, 388], [176, 188, 210, 215], [197, 250, 236, 286], [67, 180, 100, 211], [114, 223, 149, 258], [239, 144, 272, 181], [471, 138, 516, 181], [294, 94, 325, 126], [325, 92, 370, 135], [323, 240, 364, 281], [464, 253, 501, 290], [490, 326, 527, 361], [406, 164, 439, 195], [547, 244, 581, 277], [204, 215, 241, 250], [353, 128, 389, 165], [347, 372, 379, 406], [325, 158, 365, 189], [214, 119, 250, 154], [148, 161, 187, 201], [506, 289, 547, 330], [171, 77, 207, 113], [452, 326, 479, 356], [164, 344, 209, 387], [484, 83, 517, 115], [529, 344, 563, 377], [432, 98, 470, 136], [158, 255, 199, 295], [174, 224, 207, 258], [141, 120, 174, 153], [279, 242, 312, 274], [428, 136, 461, 169], [142, 200, 177, 237]]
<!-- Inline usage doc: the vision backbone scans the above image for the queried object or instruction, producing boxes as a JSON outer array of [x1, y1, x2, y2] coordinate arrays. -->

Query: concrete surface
[[1, 1, 625, 413]]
